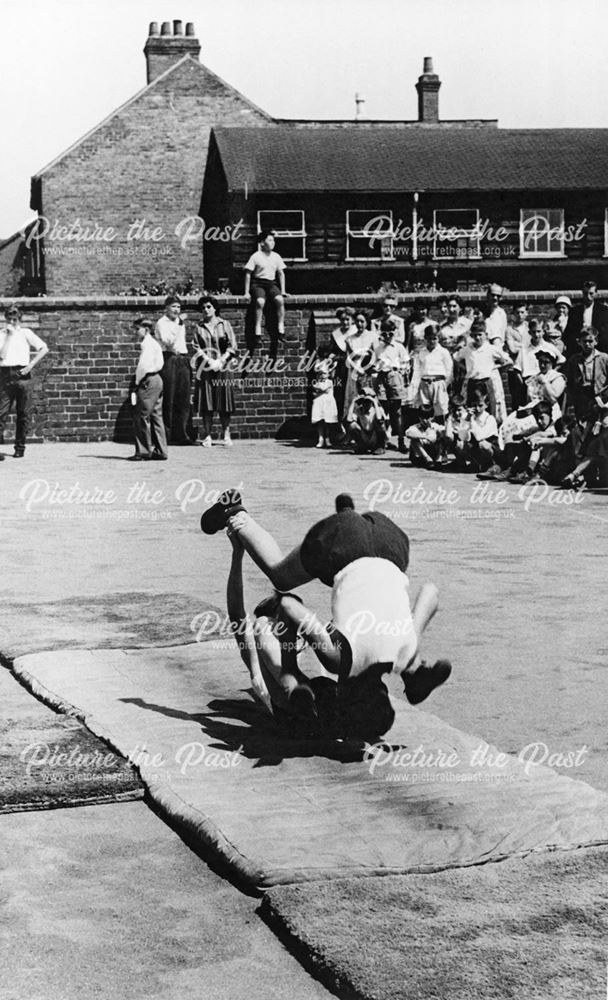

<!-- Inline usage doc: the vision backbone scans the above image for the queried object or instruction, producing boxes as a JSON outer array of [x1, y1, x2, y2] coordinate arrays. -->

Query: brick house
[[17, 20, 274, 296]]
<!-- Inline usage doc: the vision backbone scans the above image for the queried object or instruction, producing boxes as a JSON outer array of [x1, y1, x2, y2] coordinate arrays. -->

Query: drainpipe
[[412, 192, 419, 262]]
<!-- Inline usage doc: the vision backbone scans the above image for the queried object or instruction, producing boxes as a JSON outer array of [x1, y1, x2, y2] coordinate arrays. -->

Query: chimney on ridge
[[144, 20, 201, 84], [416, 57, 441, 124]]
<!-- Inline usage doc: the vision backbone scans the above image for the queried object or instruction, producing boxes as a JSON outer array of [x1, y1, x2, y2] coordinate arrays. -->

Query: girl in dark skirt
[[193, 296, 238, 447]]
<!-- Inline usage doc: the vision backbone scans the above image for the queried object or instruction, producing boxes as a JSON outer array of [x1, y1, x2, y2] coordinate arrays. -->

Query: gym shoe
[[508, 470, 530, 484], [477, 464, 502, 480], [223, 429, 233, 447], [201, 435, 212, 448], [253, 591, 303, 619], [402, 659, 452, 705], [200, 488, 244, 535]]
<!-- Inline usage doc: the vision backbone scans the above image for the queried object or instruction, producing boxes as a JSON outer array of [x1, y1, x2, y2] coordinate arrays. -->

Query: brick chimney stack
[[416, 57, 441, 124], [144, 20, 201, 84]]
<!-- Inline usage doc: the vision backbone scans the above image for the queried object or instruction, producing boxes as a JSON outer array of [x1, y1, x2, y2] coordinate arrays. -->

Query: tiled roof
[[212, 126, 608, 192]]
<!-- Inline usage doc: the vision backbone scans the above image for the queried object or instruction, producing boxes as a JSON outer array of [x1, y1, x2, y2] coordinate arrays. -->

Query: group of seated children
[[310, 293, 608, 489]]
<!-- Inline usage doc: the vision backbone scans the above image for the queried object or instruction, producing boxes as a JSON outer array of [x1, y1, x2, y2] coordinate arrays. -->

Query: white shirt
[[455, 342, 508, 381], [516, 342, 542, 379], [374, 341, 409, 371], [371, 315, 406, 344], [155, 314, 187, 354], [505, 322, 530, 358], [331, 558, 417, 676], [485, 306, 508, 344], [0, 325, 46, 367], [583, 304, 594, 328], [470, 411, 498, 442], [135, 334, 164, 386], [244, 250, 285, 281], [416, 344, 453, 380]]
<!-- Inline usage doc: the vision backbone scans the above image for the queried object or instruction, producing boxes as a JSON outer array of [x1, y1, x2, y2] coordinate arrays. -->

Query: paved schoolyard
[[1, 439, 607, 999], [2, 439, 606, 791]]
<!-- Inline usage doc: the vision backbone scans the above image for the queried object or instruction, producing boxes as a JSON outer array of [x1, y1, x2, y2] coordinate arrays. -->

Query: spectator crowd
[[315, 280, 608, 489], [2, 274, 608, 490]]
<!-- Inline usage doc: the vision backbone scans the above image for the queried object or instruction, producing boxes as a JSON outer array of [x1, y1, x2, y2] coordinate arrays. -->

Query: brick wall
[[32, 58, 273, 296], [0, 291, 587, 443]]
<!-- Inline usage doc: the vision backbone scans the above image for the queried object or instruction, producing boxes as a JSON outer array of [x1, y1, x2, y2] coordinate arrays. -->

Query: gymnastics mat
[[11, 642, 608, 889]]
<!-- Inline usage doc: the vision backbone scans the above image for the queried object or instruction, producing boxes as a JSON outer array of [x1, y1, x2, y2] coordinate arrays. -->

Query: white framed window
[[432, 209, 481, 260], [519, 209, 565, 258], [257, 210, 306, 261], [346, 210, 394, 261]]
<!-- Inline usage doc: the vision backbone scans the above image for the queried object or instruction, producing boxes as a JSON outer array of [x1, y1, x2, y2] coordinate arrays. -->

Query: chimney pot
[[144, 20, 201, 84], [416, 56, 441, 123]]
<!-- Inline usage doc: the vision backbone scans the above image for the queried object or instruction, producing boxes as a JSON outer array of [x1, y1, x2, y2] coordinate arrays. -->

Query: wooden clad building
[[201, 126, 608, 293]]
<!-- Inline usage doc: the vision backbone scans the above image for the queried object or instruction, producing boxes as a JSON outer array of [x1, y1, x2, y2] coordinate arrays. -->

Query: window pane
[[433, 209, 479, 258], [259, 211, 304, 233], [273, 235, 305, 259], [521, 209, 564, 256], [347, 235, 384, 259]]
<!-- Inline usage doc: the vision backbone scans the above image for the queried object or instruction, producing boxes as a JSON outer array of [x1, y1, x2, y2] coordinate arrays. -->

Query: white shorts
[[331, 558, 418, 678]]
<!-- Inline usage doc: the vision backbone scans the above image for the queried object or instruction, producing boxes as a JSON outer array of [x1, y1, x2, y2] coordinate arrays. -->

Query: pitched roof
[[212, 126, 608, 192], [32, 57, 272, 182]]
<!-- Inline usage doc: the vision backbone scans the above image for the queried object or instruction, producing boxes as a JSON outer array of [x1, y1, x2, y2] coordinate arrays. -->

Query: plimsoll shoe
[[402, 659, 452, 705], [200, 488, 244, 535], [253, 591, 304, 619]]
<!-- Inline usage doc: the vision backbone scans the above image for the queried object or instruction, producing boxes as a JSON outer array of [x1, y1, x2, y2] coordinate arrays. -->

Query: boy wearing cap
[[130, 317, 168, 461], [0, 306, 48, 458], [554, 296, 571, 337]]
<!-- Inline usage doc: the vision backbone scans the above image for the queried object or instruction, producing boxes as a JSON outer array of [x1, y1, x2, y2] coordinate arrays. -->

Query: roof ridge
[[33, 56, 273, 180]]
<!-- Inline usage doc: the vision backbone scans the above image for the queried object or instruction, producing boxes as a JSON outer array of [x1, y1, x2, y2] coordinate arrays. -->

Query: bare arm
[[226, 534, 273, 712], [22, 343, 48, 375]]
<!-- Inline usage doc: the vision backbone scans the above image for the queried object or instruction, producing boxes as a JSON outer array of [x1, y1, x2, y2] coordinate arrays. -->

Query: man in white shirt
[[131, 317, 168, 461], [0, 306, 48, 458], [154, 296, 193, 446], [244, 230, 287, 340], [484, 282, 508, 346]]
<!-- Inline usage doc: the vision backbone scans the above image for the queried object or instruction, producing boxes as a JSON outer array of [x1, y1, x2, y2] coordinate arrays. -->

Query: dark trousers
[[133, 374, 168, 458], [507, 369, 529, 410], [160, 354, 192, 443], [0, 368, 32, 453]]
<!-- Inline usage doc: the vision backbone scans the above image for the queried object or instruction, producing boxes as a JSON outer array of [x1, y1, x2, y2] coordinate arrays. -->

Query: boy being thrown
[[201, 490, 451, 738]]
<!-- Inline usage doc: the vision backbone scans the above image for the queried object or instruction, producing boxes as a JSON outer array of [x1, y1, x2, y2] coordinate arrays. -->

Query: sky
[[1, 0, 608, 236]]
